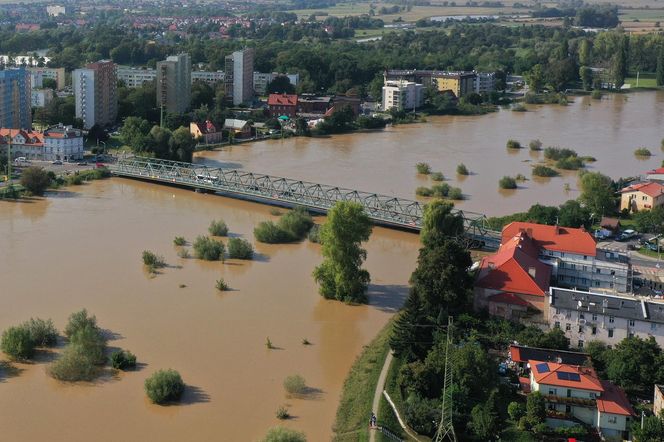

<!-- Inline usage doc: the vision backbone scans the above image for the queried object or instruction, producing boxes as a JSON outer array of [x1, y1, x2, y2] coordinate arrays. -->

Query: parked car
[[617, 229, 637, 241], [51, 160, 63, 165]]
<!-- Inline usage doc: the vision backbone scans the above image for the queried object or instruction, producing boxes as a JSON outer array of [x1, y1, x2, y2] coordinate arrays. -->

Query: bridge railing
[[110, 157, 500, 244]]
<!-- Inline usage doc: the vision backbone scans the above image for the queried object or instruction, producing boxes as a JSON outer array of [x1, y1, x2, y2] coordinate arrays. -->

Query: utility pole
[[434, 316, 457, 442]]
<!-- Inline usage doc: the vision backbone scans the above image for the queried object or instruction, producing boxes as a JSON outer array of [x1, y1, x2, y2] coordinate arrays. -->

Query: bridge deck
[[109, 157, 500, 249]]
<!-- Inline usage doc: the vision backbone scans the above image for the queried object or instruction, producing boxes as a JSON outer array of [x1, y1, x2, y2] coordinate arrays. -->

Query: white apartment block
[[46, 5, 67, 16], [225, 48, 254, 106], [474, 71, 496, 94], [548, 287, 664, 349], [117, 66, 157, 88], [28, 67, 65, 90], [253, 72, 299, 95], [191, 70, 224, 85], [31, 88, 53, 108], [72, 68, 96, 129], [382, 80, 424, 111], [0, 55, 51, 67]]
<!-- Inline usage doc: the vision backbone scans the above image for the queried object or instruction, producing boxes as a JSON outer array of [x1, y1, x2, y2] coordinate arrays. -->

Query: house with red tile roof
[[502, 222, 597, 258], [0, 125, 83, 161], [475, 232, 551, 319], [645, 167, 664, 182], [189, 120, 222, 144], [268, 94, 298, 118], [528, 359, 635, 440], [619, 181, 664, 212]]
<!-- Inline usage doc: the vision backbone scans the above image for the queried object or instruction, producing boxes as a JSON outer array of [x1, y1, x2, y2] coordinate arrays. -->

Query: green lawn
[[619, 9, 664, 21], [626, 76, 660, 88], [332, 319, 394, 442]]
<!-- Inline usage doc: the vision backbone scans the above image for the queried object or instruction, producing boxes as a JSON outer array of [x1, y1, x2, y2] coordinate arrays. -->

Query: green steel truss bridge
[[109, 157, 501, 250]]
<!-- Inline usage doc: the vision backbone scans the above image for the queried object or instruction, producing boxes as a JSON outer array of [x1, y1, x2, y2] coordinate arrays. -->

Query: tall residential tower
[[157, 53, 192, 115], [73, 60, 117, 129], [224, 48, 254, 106], [0, 68, 31, 129]]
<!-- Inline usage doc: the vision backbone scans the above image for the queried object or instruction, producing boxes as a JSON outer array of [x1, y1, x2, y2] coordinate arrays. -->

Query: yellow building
[[619, 181, 664, 212], [434, 72, 475, 97]]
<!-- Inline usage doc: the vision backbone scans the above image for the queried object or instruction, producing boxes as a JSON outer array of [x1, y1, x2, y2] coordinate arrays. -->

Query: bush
[[556, 156, 584, 170], [227, 237, 254, 260], [215, 278, 229, 291], [1, 326, 35, 360], [580, 156, 596, 162], [506, 139, 522, 149], [173, 236, 186, 246], [19, 166, 51, 195], [529, 139, 542, 151], [69, 324, 107, 365], [262, 427, 306, 442], [279, 207, 314, 238], [64, 309, 98, 339], [208, 219, 229, 236], [430, 172, 444, 181], [142, 250, 165, 268], [415, 162, 431, 174], [532, 165, 559, 177], [48, 347, 98, 381], [515, 173, 527, 181], [499, 176, 517, 189], [635, 147, 652, 157], [177, 248, 190, 258], [416, 186, 433, 197], [456, 163, 469, 175], [276, 406, 290, 420], [283, 374, 307, 396], [512, 103, 527, 112], [65, 174, 84, 185], [431, 183, 450, 198], [145, 369, 185, 404], [110, 349, 137, 370], [591, 89, 602, 100], [448, 187, 463, 200], [254, 221, 294, 243], [23, 318, 58, 347], [308, 224, 321, 243], [508, 401, 525, 421], [193, 235, 225, 261], [544, 147, 577, 161]]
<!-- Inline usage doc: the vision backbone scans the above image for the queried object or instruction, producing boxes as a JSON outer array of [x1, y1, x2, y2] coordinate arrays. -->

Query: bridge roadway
[[109, 157, 501, 250]]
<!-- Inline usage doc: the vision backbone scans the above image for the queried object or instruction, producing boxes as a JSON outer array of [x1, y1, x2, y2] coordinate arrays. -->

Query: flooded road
[[0, 180, 419, 441], [197, 91, 664, 216]]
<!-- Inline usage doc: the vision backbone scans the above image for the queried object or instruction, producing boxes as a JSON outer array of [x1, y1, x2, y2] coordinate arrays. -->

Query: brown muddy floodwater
[[0, 180, 419, 441], [197, 91, 664, 216]]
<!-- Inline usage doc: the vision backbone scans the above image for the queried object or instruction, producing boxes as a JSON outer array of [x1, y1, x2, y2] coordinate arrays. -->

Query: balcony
[[545, 394, 596, 407]]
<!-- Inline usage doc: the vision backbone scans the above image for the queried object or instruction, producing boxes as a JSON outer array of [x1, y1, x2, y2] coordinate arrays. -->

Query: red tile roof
[[476, 233, 551, 297], [620, 182, 664, 199], [646, 167, 664, 175], [488, 292, 531, 307], [530, 360, 603, 391], [268, 94, 298, 106], [502, 222, 596, 257], [0, 128, 44, 145], [596, 380, 636, 416]]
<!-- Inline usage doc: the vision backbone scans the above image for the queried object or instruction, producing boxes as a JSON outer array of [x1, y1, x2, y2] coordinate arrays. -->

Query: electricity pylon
[[434, 316, 456, 442]]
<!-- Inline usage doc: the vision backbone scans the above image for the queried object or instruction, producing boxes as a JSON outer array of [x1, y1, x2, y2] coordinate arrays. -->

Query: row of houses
[[473, 221, 664, 349], [0, 125, 84, 161], [266, 93, 361, 119]]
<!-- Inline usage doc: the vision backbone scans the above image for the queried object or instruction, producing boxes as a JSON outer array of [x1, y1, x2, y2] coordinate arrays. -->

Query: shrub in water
[[208, 219, 229, 236], [515, 173, 527, 181], [227, 237, 254, 260], [430, 172, 444, 181], [635, 147, 652, 157], [448, 187, 464, 200], [23, 318, 58, 347], [173, 236, 186, 246], [215, 278, 229, 291], [69, 324, 107, 365], [48, 347, 98, 382], [276, 406, 291, 420], [177, 248, 190, 258], [591, 89, 602, 100], [532, 165, 559, 177], [416, 186, 433, 197], [142, 250, 165, 268], [431, 183, 450, 198], [279, 207, 314, 239], [1, 326, 35, 360], [64, 309, 98, 339], [262, 427, 306, 442], [145, 369, 185, 404], [506, 139, 522, 149], [512, 103, 527, 112], [529, 139, 543, 151], [415, 162, 431, 174], [308, 224, 321, 243], [254, 221, 294, 243], [556, 156, 584, 170], [193, 236, 225, 261], [110, 349, 137, 370], [499, 176, 517, 189], [283, 374, 307, 396], [456, 163, 469, 175], [544, 147, 577, 161]]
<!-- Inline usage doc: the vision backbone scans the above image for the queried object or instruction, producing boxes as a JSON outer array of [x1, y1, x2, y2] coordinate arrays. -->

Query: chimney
[[528, 267, 536, 278]]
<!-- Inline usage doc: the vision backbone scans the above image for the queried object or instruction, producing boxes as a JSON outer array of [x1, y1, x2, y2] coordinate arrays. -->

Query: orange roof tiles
[[268, 94, 297, 107], [476, 233, 551, 297], [502, 222, 597, 257], [596, 380, 636, 416], [530, 360, 604, 391], [620, 182, 664, 199]]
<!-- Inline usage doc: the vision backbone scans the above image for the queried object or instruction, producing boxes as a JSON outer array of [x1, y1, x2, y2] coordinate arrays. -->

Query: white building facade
[[31, 88, 53, 108], [381, 80, 424, 111]]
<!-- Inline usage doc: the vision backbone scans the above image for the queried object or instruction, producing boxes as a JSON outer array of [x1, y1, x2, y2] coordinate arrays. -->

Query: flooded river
[[197, 91, 664, 216], [0, 180, 419, 441]]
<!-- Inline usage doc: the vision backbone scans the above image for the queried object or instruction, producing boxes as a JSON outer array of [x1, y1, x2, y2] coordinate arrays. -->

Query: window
[[580, 313, 585, 320], [578, 340, 584, 348], [629, 319, 635, 327], [592, 326, 597, 335], [584, 255, 588, 260], [629, 332, 635, 338], [596, 268, 602, 274], [566, 323, 571, 331], [609, 316, 615, 323], [555, 321, 561, 329], [556, 308, 561, 315], [548, 388, 557, 395], [578, 326, 584, 333], [592, 314, 598, 321], [608, 329, 614, 338], [608, 416, 617, 424], [595, 281, 601, 287]]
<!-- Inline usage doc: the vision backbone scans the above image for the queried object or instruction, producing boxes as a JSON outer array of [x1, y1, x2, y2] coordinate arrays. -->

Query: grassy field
[[619, 8, 664, 21], [332, 319, 394, 442], [626, 75, 660, 89]]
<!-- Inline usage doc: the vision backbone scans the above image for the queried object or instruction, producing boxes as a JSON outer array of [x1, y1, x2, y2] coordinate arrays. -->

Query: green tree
[[526, 392, 546, 426], [526, 64, 544, 93], [580, 66, 593, 91], [171, 126, 196, 162], [144, 369, 185, 404], [262, 426, 307, 442], [390, 288, 432, 361], [313, 201, 372, 303], [558, 200, 591, 228], [578, 171, 615, 217], [508, 401, 525, 421], [266, 76, 296, 95], [1, 326, 35, 360], [632, 414, 664, 442], [19, 166, 51, 195], [634, 206, 664, 233], [470, 398, 498, 440], [420, 200, 464, 249], [191, 80, 215, 109], [121, 116, 151, 151], [657, 46, 664, 87], [612, 36, 628, 90], [605, 336, 664, 395], [579, 38, 593, 66]]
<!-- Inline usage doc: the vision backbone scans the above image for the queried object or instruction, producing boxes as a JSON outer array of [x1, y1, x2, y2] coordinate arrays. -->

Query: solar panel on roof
[[556, 372, 581, 381], [556, 372, 568, 381], [536, 362, 550, 373], [568, 373, 581, 381]]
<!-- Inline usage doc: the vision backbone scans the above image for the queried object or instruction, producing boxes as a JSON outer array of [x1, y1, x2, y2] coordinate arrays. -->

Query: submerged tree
[[312, 201, 372, 303]]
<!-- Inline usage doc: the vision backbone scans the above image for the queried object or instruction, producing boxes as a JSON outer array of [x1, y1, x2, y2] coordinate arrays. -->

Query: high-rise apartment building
[[73, 60, 117, 129], [157, 54, 191, 115], [224, 48, 254, 106], [0, 68, 31, 129]]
